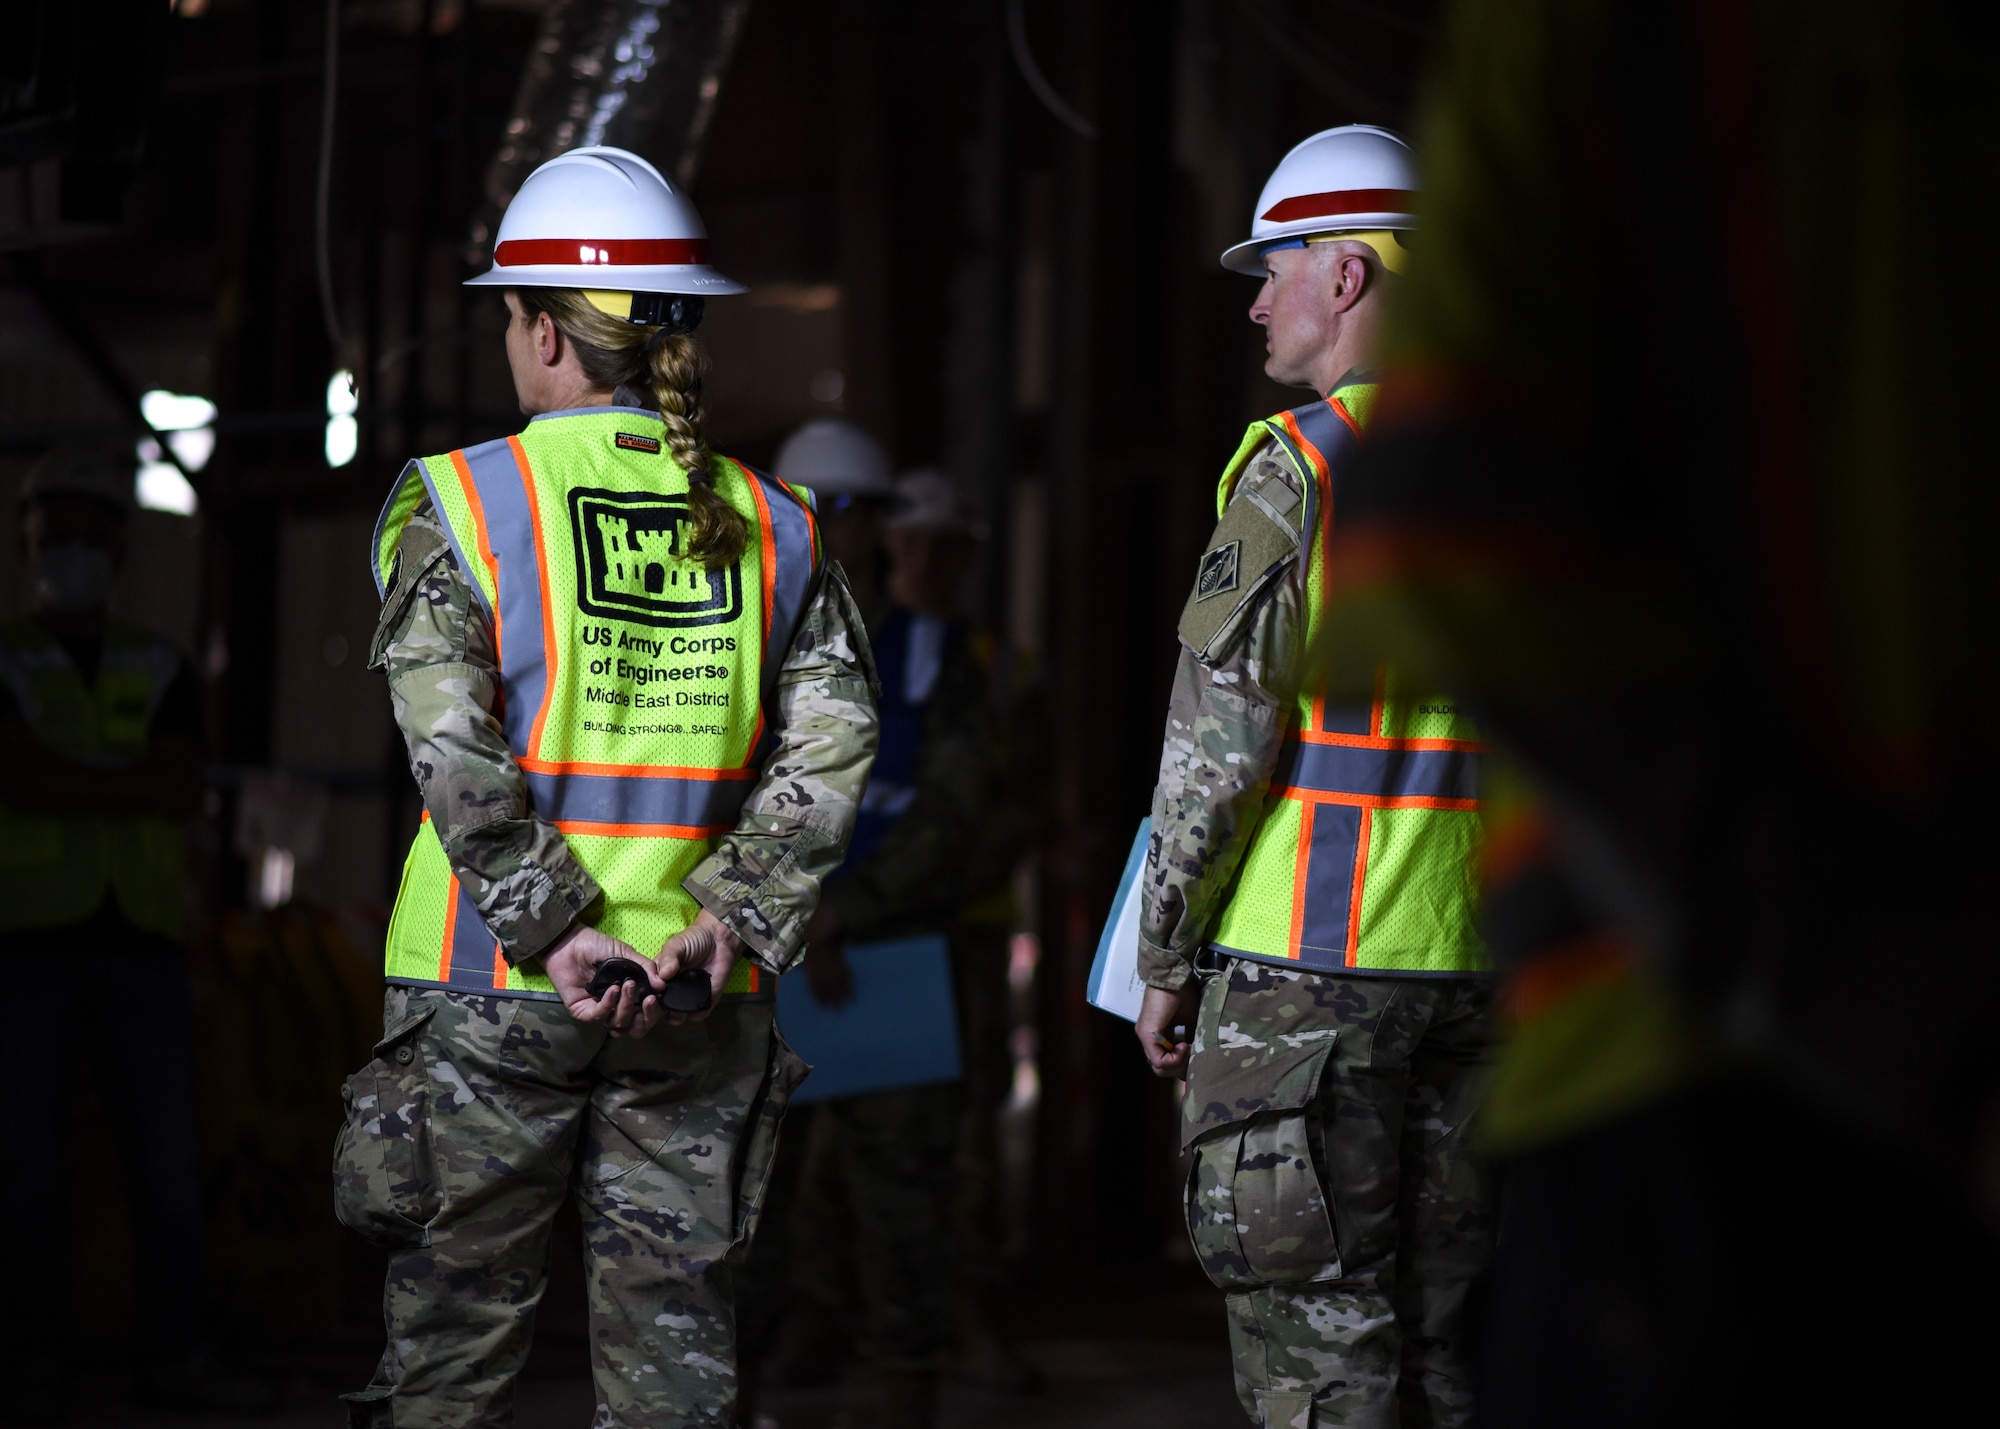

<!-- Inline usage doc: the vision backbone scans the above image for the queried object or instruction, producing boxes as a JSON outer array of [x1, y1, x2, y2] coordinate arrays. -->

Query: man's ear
[[1329, 251, 1374, 314]]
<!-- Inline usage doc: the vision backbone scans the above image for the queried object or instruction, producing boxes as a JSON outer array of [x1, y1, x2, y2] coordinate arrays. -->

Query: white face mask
[[33, 542, 117, 615]]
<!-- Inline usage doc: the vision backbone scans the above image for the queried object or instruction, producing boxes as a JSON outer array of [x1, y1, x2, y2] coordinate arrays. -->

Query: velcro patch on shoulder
[[615, 431, 662, 454], [1177, 479, 1302, 660], [367, 521, 454, 671]]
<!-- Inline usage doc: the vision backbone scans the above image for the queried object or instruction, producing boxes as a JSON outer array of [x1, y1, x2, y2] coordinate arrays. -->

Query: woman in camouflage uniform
[[334, 147, 879, 1429]]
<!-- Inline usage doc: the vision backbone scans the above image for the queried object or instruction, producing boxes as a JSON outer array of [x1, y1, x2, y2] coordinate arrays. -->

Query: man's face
[[885, 526, 975, 618], [23, 494, 126, 617], [819, 499, 890, 581], [1249, 245, 1340, 390], [25, 495, 124, 564]]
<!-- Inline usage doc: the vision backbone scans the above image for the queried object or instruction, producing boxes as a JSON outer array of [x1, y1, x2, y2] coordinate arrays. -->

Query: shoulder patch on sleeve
[[1194, 541, 1240, 601], [1177, 475, 1303, 660], [367, 519, 455, 671]]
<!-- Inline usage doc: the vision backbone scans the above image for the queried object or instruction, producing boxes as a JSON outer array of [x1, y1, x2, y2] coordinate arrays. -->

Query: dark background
[[0, 0, 1442, 1367]]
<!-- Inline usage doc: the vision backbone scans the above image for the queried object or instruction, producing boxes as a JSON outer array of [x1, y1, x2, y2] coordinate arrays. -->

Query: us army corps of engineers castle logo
[[569, 488, 743, 629]]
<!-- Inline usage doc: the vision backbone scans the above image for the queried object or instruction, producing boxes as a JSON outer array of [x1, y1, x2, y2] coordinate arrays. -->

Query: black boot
[[339, 1384, 396, 1429]]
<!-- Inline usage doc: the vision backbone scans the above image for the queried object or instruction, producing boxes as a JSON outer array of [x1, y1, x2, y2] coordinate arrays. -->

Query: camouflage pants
[[1183, 962, 1494, 1429], [739, 1080, 960, 1368], [739, 929, 1010, 1376], [943, 926, 1018, 1294], [333, 986, 805, 1428], [810, 1081, 960, 1367]]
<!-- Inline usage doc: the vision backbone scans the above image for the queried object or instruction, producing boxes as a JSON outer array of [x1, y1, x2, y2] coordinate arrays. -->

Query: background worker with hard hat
[[0, 451, 274, 1422], [1131, 126, 1494, 1428], [735, 413, 902, 1421], [333, 146, 880, 1428], [772, 417, 897, 615], [738, 462, 1036, 1429], [866, 472, 1042, 1402]]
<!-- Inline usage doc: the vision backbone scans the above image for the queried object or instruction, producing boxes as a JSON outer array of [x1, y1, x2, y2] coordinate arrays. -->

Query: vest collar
[[1324, 362, 1381, 397], [525, 403, 664, 425]]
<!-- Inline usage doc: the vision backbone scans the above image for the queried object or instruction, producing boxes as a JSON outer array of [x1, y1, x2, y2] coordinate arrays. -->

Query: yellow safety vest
[[1209, 383, 1490, 976], [0, 617, 188, 940], [371, 405, 821, 999]]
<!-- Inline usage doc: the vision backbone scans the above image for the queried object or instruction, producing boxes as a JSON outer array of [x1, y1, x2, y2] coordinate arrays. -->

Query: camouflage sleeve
[[683, 559, 881, 974], [827, 634, 1011, 940], [370, 505, 601, 964], [1137, 443, 1306, 991]]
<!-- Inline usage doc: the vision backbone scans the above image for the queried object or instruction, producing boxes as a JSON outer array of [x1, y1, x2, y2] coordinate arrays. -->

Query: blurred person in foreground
[[741, 462, 1034, 1429], [1133, 127, 1492, 1429], [336, 146, 876, 1427], [1320, 1, 2000, 1424], [0, 452, 274, 1422]]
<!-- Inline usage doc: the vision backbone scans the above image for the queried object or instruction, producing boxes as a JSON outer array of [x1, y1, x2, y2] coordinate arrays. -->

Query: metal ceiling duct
[[469, 0, 753, 259]]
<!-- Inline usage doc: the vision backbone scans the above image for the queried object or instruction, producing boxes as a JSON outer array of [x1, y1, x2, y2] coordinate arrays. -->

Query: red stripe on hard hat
[[493, 237, 710, 267], [1260, 188, 1416, 223]]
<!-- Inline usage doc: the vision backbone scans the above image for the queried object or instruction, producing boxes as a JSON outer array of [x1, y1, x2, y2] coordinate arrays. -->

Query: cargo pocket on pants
[[1185, 1042, 1342, 1290], [1254, 1388, 1316, 1429], [333, 1003, 440, 1247], [731, 1026, 809, 1249]]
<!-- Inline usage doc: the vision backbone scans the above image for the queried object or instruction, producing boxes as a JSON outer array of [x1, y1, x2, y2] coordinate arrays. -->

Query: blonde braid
[[648, 331, 747, 568], [512, 287, 748, 569]]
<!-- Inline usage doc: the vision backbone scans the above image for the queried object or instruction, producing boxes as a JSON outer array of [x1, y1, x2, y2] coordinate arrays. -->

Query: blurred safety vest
[[0, 618, 187, 941], [371, 406, 820, 999], [1209, 383, 1489, 976]]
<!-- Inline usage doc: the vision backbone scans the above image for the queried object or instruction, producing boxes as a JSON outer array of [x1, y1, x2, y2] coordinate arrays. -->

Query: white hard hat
[[887, 469, 986, 539], [774, 419, 894, 499], [1220, 125, 1419, 276], [20, 447, 134, 516], [465, 146, 745, 299]]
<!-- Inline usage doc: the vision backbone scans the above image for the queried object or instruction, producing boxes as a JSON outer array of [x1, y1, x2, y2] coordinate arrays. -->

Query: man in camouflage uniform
[[740, 471, 1033, 1428], [1134, 129, 1494, 1429]]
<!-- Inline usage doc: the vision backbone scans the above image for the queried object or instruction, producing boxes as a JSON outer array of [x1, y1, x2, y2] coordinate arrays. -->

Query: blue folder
[[778, 934, 963, 1104], [1086, 818, 1152, 1022]]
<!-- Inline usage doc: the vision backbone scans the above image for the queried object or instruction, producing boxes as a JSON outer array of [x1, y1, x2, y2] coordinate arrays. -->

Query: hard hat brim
[[1219, 215, 1416, 275], [790, 473, 897, 498], [885, 514, 988, 539], [465, 263, 747, 296]]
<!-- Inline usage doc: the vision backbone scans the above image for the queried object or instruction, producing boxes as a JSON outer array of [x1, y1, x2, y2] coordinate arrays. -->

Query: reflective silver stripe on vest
[[453, 435, 547, 751], [737, 460, 819, 701], [521, 767, 755, 829], [1286, 397, 1359, 483], [446, 881, 501, 990], [1265, 398, 1379, 742], [1272, 737, 1481, 804]]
